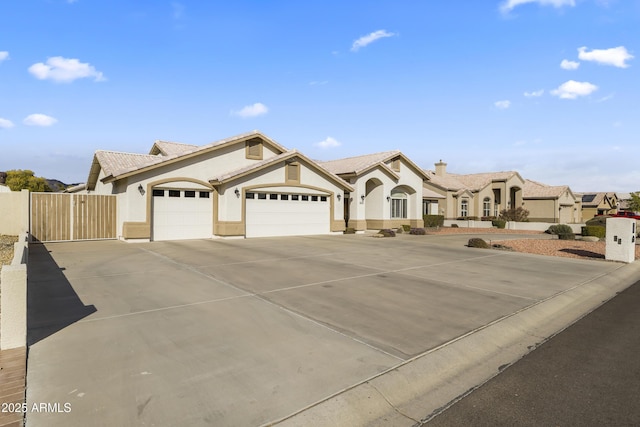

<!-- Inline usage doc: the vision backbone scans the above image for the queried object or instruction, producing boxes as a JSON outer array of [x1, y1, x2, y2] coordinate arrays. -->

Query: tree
[[5, 170, 51, 192], [627, 192, 640, 213], [499, 206, 529, 222]]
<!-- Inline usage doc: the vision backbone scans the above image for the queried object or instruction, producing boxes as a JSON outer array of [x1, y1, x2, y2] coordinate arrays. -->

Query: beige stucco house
[[320, 151, 430, 231], [579, 192, 618, 222], [85, 131, 353, 241], [422, 161, 582, 223], [422, 161, 525, 220], [82, 131, 431, 241], [523, 180, 581, 223]]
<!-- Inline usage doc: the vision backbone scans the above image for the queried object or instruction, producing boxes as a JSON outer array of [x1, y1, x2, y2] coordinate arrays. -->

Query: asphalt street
[[425, 279, 640, 427]]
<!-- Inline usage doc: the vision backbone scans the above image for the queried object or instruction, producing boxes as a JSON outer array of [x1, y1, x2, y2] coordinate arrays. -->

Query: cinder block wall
[[0, 190, 30, 235]]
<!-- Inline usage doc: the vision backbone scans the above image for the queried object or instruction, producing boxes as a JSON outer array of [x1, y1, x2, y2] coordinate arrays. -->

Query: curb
[[266, 261, 640, 427]]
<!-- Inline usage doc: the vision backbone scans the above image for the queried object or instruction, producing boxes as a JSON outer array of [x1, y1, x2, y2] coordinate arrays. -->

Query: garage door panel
[[153, 190, 212, 241], [246, 196, 330, 238]]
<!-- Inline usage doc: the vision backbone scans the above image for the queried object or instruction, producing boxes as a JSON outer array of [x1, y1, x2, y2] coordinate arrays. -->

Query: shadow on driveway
[[27, 242, 96, 346]]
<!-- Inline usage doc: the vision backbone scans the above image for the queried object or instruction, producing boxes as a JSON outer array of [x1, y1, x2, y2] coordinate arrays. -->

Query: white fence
[[444, 220, 585, 234]]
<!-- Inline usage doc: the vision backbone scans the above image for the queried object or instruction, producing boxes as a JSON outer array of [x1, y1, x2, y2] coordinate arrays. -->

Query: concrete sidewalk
[[23, 234, 640, 426]]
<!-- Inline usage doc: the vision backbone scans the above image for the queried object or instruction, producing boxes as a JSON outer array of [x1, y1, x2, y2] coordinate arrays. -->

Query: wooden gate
[[30, 193, 117, 242]]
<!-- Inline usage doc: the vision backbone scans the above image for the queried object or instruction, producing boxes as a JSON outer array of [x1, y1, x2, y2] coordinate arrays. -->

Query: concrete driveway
[[25, 234, 637, 426]]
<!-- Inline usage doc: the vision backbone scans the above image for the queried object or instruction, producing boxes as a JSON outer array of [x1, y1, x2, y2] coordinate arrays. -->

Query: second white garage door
[[245, 192, 330, 238]]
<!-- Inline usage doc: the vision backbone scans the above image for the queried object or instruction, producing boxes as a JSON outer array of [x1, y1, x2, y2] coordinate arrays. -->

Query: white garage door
[[245, 192, 330, 238], [152, 189, 213, 241]]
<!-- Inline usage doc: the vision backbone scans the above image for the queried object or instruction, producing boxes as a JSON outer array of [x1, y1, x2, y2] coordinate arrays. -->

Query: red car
[[611, 211, 640, 220]]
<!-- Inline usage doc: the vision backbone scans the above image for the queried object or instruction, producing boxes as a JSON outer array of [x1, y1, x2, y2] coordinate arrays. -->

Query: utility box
[[605, 218, 636, 263]]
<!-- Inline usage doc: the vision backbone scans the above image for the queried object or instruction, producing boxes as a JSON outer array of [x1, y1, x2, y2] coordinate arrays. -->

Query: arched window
[[483, 197, 491, 217], [460, 199, 468, 217], [390, 191, 407, 219]]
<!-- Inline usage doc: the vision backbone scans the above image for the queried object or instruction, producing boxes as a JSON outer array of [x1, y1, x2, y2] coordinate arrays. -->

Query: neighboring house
[[422, 161, 525, 220], [579, 192, 618, 222], [523, 180, 581, 223], [320, 151, 430, 231], [83, 131, 353, 241]]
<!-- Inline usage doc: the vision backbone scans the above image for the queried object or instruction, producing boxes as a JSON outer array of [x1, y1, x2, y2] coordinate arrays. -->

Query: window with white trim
[[390, 191, 407, 219], [460, 199, 468, 217], [483, 197, 491, 217]]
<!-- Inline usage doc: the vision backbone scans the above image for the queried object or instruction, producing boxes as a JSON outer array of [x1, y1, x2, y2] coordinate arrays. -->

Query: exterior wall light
[[234, 188, 240, 197], [386, 195, 391, 202], [360, 194, 365, 203], [138, 184, 145, 195], [337, 194, 342, 201]]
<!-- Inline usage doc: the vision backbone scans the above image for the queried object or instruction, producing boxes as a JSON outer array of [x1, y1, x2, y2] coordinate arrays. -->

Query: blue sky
[[0, 0, 638, 192]]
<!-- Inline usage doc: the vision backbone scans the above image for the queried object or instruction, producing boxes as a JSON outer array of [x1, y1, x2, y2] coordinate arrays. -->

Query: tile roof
[[95, 150, 165, 178], [580, 192, 616, 207], [151, 140, 199, 156], [523, 179, 569, 199], [424, 170, 520, 192], [319, 151, 400, 175], [422, 187, 445, 199]]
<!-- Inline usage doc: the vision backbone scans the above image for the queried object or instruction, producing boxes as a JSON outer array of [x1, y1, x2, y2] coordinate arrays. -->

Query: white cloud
[[524, 89, 544, 97], [560, 59, 580, 70], [172, 2, 185, 20], [231, 103, 268, 118], [0, 118, 15, 129], [578, 46, 633, 68], [0, 51, 8, 62], [494, 100, 511, 109], [550, 80, 598, 99], [500, 0, 575, 14], [351, 30, 396, 52], [23, 114, 58, 127], [315, 137, 341, 149], [28, 56, 106, 83]]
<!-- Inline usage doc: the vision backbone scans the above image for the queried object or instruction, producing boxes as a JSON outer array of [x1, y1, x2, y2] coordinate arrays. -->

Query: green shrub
[[547, 224, 575, 240], [396, 227, 403, 234], [343, 227, 356, 234], [582, 226, 606, 238], [423, 215, 444, 227], [402, 224, 411, 232], [492, 219, 506, 229], [481, 216, 497, 221], [467, 238, 489, 248], [585, 216, 607, 227], [451, 224, 459, 228], [377, 229, 396, 237], [410, 228, 426, 235]]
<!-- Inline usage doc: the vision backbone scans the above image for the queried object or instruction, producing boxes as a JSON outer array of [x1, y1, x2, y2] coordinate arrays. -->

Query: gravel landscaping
[[426, 227, 640, 261], [0, 235, 18, 273]]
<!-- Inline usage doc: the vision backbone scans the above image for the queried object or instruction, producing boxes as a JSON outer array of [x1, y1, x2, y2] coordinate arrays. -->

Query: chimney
[[435, 160, 447, 177]]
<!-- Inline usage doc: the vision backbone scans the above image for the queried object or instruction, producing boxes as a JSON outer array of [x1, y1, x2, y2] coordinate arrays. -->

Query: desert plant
[[467, 238, 489, 248], [499, 207, 529, 222], [343, 228, 356, 234], [423, 215, 444, 227], [377, 229, 396, 237], [396, 227, 403, 234], [582, 226, 606, 238], [492, 219, 506, 229], [481, 216, 497, 221], [451, 224, 459, 228], [410, 228, 426, 235], [547, 224, 575, 240], [585, 216, 607, 227], [402, 224, 411, 232]]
